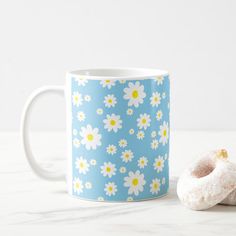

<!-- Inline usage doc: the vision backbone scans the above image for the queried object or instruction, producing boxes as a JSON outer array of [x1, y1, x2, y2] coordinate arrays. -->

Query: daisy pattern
[[100, 80, 116, 89], [90, 159, 97, 166], [119, 79, 126, 84], [101, 162, 116, 178], [104, 94, 117, 108], [127, 197, 133, 201], [151, 139, 159, 150], [159, 121, 169, 145], [150, 178, 161, 194], [156, 110, 163, 121], [84, 95, 91, 102], [104, 182, 117, 196], [138, 156, 148, 169], [124, 170, 146, 196], [162, 92, 166, 99], [137, 131, 145, 140], [77, 111, 86, 122], [96, 108, 103, 115], [123, 82, 146, 107], [80, 125, 102, 150], [119, 166, 126, 173], [155, 75, 164, 85], [126, 108, 133, 116], [85, 182, 92, 189], [75, 156, 90, 174], [151, 131, 157, 138], [137, 113, 151, 130], [73, 138, 80, 148], [103, 114, 122, 132], [73, 178, 83, 194], [150, 92, 161, 107], [75, 76, 88, 86], [162, 177, 166, 185], [119, 139, 127, 148], [129, 129, 135, 135], [106, 144, 117, 155], [72, 92, 83, 107], [153, 156, 165, 172], [121, 150, 134, 163]]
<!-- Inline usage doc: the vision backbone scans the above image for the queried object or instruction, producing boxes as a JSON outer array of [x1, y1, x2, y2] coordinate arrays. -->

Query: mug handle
[[21, 86, 66, 181]]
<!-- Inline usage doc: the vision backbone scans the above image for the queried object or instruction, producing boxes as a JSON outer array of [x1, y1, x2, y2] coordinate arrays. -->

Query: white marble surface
[[0, 131, 236, 235]]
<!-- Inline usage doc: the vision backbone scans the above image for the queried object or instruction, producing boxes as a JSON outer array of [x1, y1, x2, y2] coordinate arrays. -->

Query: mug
[[21, 68, 170, 202]]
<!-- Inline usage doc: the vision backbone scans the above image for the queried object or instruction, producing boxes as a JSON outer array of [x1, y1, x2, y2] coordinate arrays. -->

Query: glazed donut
[[177, 149, 236, 210]]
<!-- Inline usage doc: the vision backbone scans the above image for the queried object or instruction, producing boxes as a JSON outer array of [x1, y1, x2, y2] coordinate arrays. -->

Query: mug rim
[[67, 67, 169, 80]]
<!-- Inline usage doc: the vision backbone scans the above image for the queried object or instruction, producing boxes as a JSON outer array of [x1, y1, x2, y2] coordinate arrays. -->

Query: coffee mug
[[21, 68, 170, 202]]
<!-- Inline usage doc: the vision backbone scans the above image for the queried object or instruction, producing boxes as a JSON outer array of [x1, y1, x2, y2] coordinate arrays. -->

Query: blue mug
[[21, 68, 170, 202]]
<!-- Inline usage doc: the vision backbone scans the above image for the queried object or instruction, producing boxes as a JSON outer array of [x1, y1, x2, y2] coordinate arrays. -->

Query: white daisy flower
[[137, 131, 145, 140], [106, 144, 117, 155], [153, 156, 164, 172], [72, 92, 83, 107], [96, 108, 103, 115], [98, 197, 104, 201], [138, 156, 148, 169], [73, 138, 80, 148], [73, 129, 78, 136], [104, 94, 117, 108], [123, 81, 146, 107], [156, 110, 163, 121], [159, 121, 169, 145], [119, 139, 127, 148], [162, 177, 166, 185], [137, 113, 151, 130], [151, 131, 157, 138], [80, 125, 102, 150], [75, 156, 90, 174], [73, 178, 83, 194], [150, 178, 161, 194], [77, 111, 86, 122], [151, 139, 159, 150], [104, 182, 117, 196], [124, 170, 146, 196], [85, 182, 92, 189], [75, 76, 88, 86], [121, 150, 134, 163], [127, 197, 133, 201], [150, 92, 161, 107], [101, 162, 116, 178], [103, 114, 122, 132], [119, 166, 126, 173], [90, 159, 97, 166], [100, 80, 116, 89], [162, 92, 166, 99], [126, 108, 133, 116], [155, 76, 164, 85], [84, 95, 91, 102], [119, 79, 126, 84], [129, 129, 135, 135]]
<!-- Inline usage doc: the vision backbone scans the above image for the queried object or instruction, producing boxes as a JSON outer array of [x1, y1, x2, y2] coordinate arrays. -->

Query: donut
[[177, 149, 236, 210]]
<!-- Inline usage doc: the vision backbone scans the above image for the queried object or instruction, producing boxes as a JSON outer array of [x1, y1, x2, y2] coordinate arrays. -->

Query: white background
[[0, 0, 236, 131]]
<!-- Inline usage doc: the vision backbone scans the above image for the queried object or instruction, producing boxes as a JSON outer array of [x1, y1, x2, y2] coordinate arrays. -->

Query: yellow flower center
[[105, 80, 110, 83], [141, 160, 145, 164], [108, 99, 112, 103], [108, 186, 113, 191], [154, 97, 159, 102], [75, 182, 80, 189], [157, 161, 161, 167], [163, 130, 167, 137], [87, 134, 94, 141], [106, 167, 111, 172], [75, 96, 78, 101], [132, 178, 139, 186], [132, 90, 139, 99], [154, 183, 159, 189], [125, 153, 129, 158], [80, 163, 84, 168], [142, 119, 147, 124], [110, 119, 116, 126]]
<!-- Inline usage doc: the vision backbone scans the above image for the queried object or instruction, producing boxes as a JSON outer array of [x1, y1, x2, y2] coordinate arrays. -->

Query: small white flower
[[124, 170, 146, 196], [126, 108, 133, 116], [150, 178, 161, 194], [129, 129, 135, 135], [123, 81, 146, 107], [151, 131, 157, 138], [72, 92, 83, 107], [119, 139, 127, 148], [104, 182, 117, 196], [156, 110, 163, 121], [127, 197, 133, 201], [153, 156, 164, 172], [104, 94, 117, 108], [84, 95, 91, 102], [150, 92, 161, 107], [90, 159, 97, 166], [138, 156, 148, 169], [77, 111, 86, 122], [103, 114, 122, 132], [85, 182, 92, 189], [75, 76, 88, 86], [73, 178, 83, 194], [100, 80, 116, 89], [162, 92, 166, 99], [75, 156, 90, 174], [155, 76, 164, 85], [137, 131, 145, 140], [137, 113, 151, 130], [162, 177, 166, 185], [121, 150, 134, 163], [151, 139, 159, 150], [98, 197, 104, 201], [73, 129, 78, 136], [96, 108, 103, 115], [80, 125, 102, 150], [119, 79, 126, 84], [101, 162, 116, 178], [159, 121, 169, 145], [119, 166, 126, 173], [106, 144, 117, 155], [73, 138, 80, 148]]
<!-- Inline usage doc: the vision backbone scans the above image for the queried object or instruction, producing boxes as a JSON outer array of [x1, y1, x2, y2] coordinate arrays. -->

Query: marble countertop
[[0, 131, 236, 235]]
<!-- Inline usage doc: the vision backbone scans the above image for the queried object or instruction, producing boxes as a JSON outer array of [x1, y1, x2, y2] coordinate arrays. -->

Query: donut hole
[[192, 159, 216, 178]]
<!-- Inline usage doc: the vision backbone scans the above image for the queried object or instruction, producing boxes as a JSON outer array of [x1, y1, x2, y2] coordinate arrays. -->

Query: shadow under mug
[[21, 68, 170, 202]]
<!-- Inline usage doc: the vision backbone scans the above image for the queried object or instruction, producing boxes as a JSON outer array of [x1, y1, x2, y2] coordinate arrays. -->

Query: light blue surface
[[70, 76, 170, 201]]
